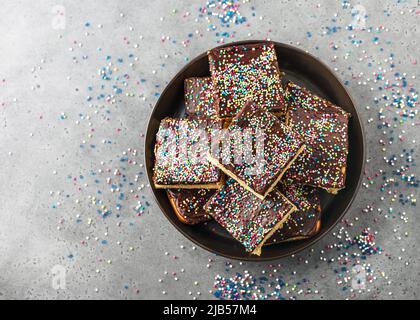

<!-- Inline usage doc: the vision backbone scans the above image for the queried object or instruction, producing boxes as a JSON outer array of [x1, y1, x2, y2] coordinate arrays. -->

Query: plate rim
[[144, 40, 366, 261]]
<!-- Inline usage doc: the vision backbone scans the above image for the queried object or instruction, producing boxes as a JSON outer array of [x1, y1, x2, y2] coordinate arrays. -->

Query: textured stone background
[[0, 0, 419, 299]]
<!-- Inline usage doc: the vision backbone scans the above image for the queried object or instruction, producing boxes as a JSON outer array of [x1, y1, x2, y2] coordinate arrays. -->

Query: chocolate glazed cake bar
[[208, 100, 305, 200], [184, 77, 218, 119], [204, 179, 296, 255], [266, 184, 321, 244], [167, 189, 215, 225], [208, 43, 287, 118], [283, 82, 350, 194], [153, 118, 224, 189]]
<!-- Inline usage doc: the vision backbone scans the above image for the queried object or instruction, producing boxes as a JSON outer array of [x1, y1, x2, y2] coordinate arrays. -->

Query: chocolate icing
[[167, 189, 214, 224], [184, 77, 218, 119], [204, 178, 296, 253], [208, 43, 286, 118], [283, 82, 350, 192], [209, 100, 305, 198], [153, 117, 223, 186], [267, 184, 321, 244]]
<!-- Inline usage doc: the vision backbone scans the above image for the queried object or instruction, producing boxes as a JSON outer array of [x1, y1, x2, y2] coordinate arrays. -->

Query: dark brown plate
[[144, 40, 365, 261]]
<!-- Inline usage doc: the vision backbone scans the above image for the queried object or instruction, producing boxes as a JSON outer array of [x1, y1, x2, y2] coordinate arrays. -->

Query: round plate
[[145, 41, 365, 261]]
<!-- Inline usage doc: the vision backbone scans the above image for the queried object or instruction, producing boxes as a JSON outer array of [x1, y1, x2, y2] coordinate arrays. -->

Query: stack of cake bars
[[153, 43, 350, 256]]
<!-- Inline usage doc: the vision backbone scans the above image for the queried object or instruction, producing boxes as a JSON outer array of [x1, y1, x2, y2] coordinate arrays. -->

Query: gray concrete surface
[[0, 0, 419, 300]]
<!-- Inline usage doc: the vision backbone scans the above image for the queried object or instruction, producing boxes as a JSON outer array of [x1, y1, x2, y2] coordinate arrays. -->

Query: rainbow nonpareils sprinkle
[[184, 77, 218, 119], [208, 43, 286, 118], [208, 100, 304, 199], [199, 0, 247, 26], [283, 81, 350, 194], [153, 118, 223, 188], [267, 184, 322, 244], [204, 179, 296, 255]]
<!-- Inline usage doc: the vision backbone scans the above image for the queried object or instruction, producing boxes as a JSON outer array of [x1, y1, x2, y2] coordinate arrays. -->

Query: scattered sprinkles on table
[[197, 0, 253, 43], [199, 0, 247, 26]]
